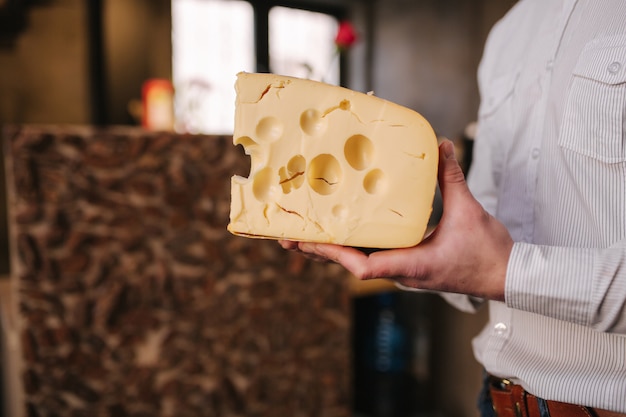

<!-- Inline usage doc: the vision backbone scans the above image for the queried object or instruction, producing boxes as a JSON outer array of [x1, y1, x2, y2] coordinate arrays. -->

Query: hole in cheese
[[234, 135, 257, 150], [307, 154, 342, 195], [363, 169, 387, 195], [332, 204, 348, 219], [300, 109, 328, 136], [256, 117, 284, 143], [279, 154, 306, 194], [253, 167, 278, 202], [344, 134, 374, 171]]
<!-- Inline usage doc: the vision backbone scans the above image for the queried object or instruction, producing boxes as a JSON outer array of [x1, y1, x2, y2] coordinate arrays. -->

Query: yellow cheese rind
[[228, 72, 438, 248]]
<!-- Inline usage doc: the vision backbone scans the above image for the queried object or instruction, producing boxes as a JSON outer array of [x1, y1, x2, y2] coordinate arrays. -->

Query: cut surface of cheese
[[228, 72, 439, 248]]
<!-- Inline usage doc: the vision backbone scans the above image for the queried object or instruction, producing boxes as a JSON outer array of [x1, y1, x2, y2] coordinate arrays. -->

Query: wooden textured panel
[[3, 125, 351, 417]]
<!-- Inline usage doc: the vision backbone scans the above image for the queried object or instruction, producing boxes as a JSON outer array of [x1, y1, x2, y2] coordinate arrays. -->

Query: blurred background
[[0, 1, 517, 416]]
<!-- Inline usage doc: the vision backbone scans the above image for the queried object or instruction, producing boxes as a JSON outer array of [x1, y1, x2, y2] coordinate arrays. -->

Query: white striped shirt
[[459, 0, 626, 411]]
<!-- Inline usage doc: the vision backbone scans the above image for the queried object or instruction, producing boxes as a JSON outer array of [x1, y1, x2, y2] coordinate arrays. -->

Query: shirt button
[[608, 61, 622, 74], [494, 322, 508, 336], [546, 59, 554, 70], [531, 148, 540, 159]]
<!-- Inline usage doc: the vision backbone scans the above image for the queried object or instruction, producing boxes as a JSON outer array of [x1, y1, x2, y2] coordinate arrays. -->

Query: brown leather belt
[[489, 377, 626, 417]]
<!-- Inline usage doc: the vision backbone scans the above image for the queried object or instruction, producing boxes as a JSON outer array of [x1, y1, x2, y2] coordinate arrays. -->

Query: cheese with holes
[[227, 72, 438, 248]]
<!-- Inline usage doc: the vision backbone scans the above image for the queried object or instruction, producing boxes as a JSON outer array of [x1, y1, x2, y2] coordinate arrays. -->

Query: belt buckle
[[489, 377, 524, 417], [490, 376, 514, 392]]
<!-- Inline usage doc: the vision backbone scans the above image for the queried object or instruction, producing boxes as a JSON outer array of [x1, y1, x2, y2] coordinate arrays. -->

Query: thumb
[[438, 140, 470, 202]]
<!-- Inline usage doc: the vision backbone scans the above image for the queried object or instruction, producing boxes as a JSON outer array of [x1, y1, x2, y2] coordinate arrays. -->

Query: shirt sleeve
[[506, 240, 626, 334]]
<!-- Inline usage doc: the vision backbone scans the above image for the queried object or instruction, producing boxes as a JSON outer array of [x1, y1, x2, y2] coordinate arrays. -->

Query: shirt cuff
[[394, 282, 485, 313]]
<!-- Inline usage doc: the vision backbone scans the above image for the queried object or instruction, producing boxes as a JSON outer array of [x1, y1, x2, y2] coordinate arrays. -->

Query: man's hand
[[279, 140, 513, 301]]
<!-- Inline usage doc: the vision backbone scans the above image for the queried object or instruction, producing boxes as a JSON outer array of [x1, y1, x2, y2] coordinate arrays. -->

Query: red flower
[[335, 20, 358, 50]]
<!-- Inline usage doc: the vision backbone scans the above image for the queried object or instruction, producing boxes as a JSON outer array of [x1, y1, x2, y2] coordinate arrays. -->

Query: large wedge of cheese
[[228, 72, 438, 248]]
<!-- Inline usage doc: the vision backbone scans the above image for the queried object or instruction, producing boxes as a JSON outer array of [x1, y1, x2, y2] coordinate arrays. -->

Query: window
[[269, 6, 340, 85], [172, 0, 254, 134], [172, 0, 345, 134]]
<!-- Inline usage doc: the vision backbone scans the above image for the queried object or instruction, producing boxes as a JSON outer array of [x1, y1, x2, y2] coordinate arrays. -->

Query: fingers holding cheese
[[284, 141, 512, 302]]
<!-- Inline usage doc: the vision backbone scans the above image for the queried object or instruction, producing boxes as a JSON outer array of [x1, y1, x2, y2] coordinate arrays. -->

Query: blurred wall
[[0, 0, 90, 125], [103, 0, 172, 124], [369, 0, 516, 140], [0, 0, 171, 126]]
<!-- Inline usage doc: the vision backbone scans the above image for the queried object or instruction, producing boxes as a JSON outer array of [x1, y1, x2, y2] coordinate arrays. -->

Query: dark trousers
[[478, 371, 496, 417]]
